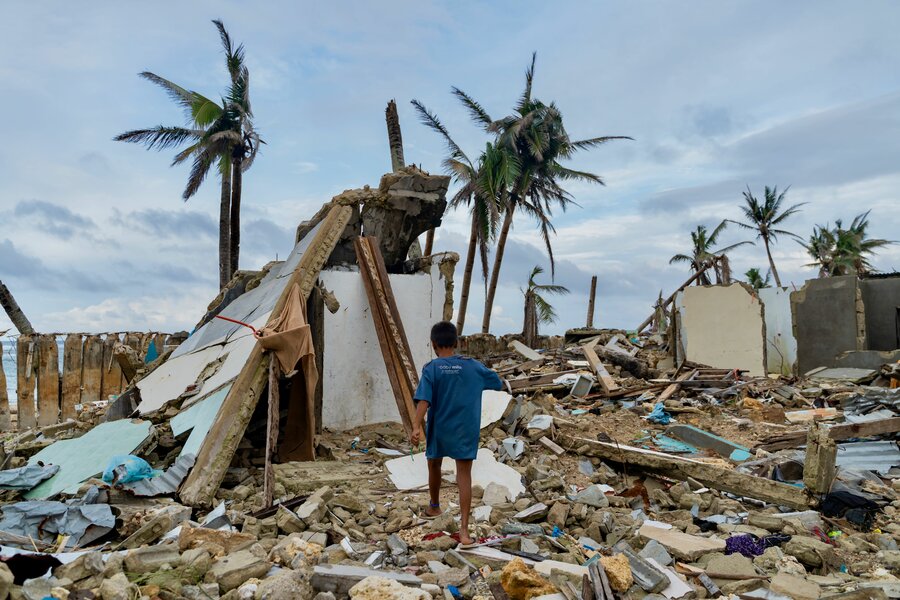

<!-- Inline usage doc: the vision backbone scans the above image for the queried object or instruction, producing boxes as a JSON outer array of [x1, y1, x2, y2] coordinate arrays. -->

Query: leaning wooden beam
[[0, 280, 35, 335], [16, 335, 37, 430], [355, 236, 418, 436], [61, 334, 83, 421], [636, 265, 713, 332], [757, 416, 900, 452], [582, 343, 620, 395], [560, 434, 811, 509], [0, 348, 10, 431], [180, 204, 352, 507], [36, 334, 60, 427]]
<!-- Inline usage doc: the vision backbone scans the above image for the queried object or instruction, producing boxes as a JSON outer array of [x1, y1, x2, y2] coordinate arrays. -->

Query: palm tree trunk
[[0, 280, 35, 335], [482, 203, 516, 334], [219, 165, 232, 289], [763, 236, 782, 287], [229, 157, 242, 280], [522, 291, 537, 347], [456, 217, 479, 335]]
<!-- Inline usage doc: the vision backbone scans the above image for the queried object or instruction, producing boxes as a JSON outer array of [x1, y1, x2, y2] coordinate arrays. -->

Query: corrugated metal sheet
[[836, 441, 900, 475], [122, 454, 196, 497]]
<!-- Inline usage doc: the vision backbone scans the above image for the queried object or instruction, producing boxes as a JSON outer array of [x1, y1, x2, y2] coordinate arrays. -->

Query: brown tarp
[[257, 283, 318, 461]]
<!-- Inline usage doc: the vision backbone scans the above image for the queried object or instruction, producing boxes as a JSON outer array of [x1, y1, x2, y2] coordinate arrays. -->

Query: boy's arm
[[411, 400, 428, 445]]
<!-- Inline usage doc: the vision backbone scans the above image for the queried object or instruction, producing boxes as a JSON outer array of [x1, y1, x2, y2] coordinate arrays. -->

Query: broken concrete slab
[[637, 523, 726, 561], [385, 448, 525, 500], [311, 564, 422, 595], [25, 419, 153, 499], [666, 424, 752, 462]]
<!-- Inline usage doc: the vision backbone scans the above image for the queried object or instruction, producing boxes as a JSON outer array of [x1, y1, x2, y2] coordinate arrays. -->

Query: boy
[[410, 321, 506, 546]]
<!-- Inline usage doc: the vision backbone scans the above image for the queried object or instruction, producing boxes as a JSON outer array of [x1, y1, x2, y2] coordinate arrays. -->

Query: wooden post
[[179, 204, 352, 507], [61, 334, 83, 421], [80, 335, 103, 404], [385, 99, 405, 172], [803, 423, 837, 496], [263, 358, 280, 509], [100, 334, 124, 401], [36, 334, 60, 427], [0, 280, 34, 335], [0, 346, 10, 431], [582, 343, 620, 395], [16, 335, 36, 429], [308, 287, 325, 435], [586, 275, 598, 328]]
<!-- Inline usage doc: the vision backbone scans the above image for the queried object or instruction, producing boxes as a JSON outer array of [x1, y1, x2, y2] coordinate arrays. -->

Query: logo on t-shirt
[[438, 364, 463, 375]]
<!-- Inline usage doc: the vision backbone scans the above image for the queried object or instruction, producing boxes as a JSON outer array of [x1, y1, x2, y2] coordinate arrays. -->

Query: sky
[[1, 1, 899, 338]]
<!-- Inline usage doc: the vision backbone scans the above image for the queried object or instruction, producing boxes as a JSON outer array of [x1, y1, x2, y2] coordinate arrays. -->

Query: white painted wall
[[676, 284, 767, 376], [758, 287, 797, 375], [319, 261, 448, 430]]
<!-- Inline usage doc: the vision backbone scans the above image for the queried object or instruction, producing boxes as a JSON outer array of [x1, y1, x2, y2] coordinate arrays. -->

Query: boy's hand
[[410, 426, 422, 446]]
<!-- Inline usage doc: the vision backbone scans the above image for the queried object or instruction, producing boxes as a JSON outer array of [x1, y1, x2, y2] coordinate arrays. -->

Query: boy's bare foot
[[424, 505, 442, 517], [458, 531, 475, 546]]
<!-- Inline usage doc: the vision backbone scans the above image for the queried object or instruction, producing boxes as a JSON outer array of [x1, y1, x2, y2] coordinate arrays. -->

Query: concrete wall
[[758, 287, 798, 375], [319, 261, 448, 430], [676, 283, 767, 376], [791, 275, 865, 374], [860, 277, 900, 351]]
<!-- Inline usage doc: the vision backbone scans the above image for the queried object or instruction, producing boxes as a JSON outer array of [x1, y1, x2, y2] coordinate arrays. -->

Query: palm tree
[[410, 101, 515, 335], [745, 267, 771, 290], [730, 186, 805, 287], [802, 211, 893, 276], [115, 20, 261, 289], [448, 54, 630, 333], [669, 222, 751, 285], [521, 265, 569, 346]]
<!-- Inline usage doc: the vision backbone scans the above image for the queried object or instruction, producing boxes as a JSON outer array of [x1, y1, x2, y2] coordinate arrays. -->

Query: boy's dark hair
[[430, 321, 458, 348]]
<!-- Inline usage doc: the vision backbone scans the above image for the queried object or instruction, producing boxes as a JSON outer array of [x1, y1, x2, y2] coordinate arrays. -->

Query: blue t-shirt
[[414, 355, 503, 460]]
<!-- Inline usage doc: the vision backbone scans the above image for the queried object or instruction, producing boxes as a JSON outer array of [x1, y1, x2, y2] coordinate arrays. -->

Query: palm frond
[[138, 72, 195, 115], [451, 87, 493, 129], [533, 293, 558, 324], [516, 52, 537, 113], [569, 135, 633, 151], [669, 254, 692, 265], [114, 126, 201, 150], [410, 100, 471, 167], [212, 19, 245, 81]]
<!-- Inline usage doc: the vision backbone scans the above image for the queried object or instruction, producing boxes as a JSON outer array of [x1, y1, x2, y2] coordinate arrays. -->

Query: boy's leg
[[426, 458, 443, 516], [455, 459, 474, 544]]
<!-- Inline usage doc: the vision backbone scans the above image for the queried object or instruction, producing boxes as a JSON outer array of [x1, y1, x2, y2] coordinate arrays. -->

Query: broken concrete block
[[0, 563, 12, 600], [706, 553, 758, 586], [123, 542, 181, 574], [770, 573, 821, 600], [573, 484, 610, 508], [637, 523, 726, 561], [268, 534, 324, 566], [312, 565, 422, 596], [255, 567, 313, 600], [386, 534, 408, 557], [500, 558, 557, 600], [347, 575, 429, 600], [54, 551, 104, 583], [622, 549, 668, 593], [206, 549, 272, 592], [547, 501, 569, 528], [99, 573, 138, 600], [276, 504, 307, 534], [784, 536, 836, 568], [119, 504, 192, 549], [482, 482, 511, 506], [296, 486, 334, 525], [178, 524, 256, 555], [331, 493, 366, 514], [600, 553, 634, 592], [639, 539, 673, 566]]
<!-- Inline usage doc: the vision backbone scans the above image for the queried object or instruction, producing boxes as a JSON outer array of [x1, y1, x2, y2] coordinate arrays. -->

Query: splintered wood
[[582, 342, 620, 395], [354, 236, 418, 436]]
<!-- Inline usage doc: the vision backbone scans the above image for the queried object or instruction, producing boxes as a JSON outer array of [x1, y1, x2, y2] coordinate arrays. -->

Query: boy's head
[[430, 321, 458, 350]]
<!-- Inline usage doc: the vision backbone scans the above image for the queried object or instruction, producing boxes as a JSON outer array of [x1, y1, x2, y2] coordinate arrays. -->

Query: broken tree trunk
[[179, 204, 352, 507], [560, 435, 811, 509], [587, 275, 598, 328], [16, 335, 36, 430], [36, 334, 60, 427], [355, 236, 418, 436], [0, 280, 34, 335], [636, 264, 713, 332], [61, 334, 83, 421], [80, 335, 103, 404]]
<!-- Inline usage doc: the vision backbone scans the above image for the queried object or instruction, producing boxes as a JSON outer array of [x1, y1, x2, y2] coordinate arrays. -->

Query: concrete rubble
[[1, 176, 899, 599]]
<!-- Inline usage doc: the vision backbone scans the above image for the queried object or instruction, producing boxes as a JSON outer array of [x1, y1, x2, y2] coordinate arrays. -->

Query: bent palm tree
[[115, 20, 261, 289], [411, 101, 515, 335], [730, 186, 804, 287], [451, 54, 630, 333], [745, 267, 771, 290], [802, 211, 893, 276], [522, 265, 569, 346], [669, 222, 751, 285]]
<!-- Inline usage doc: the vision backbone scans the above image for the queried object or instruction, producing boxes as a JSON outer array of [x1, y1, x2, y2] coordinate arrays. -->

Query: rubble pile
[[0, 327, 896, 600]]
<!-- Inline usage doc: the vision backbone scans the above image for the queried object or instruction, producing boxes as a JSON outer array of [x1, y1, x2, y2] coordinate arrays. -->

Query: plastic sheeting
[[0, 500, 114, 549], [0, 465, 60, 490]]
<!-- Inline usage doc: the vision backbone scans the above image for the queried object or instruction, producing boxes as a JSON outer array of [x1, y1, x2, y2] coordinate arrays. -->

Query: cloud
[[0, 239, 46, 278], [111, 208, 218, 239], [13, 200, 96, 240]]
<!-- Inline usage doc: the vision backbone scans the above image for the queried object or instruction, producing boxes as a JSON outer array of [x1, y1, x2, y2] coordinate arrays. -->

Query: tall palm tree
[[669, 222, 751, 285], [730, 186, 805, 287], [410, 101, 515, 335], [802, 211, 893, 276], [450, 54, 630, 333], [745, 267, 771, 290], [521, 265, 569, 346], [115, 20, 261, 289]]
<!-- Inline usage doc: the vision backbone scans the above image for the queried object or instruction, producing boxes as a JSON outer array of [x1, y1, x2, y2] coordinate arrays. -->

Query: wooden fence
[[0, 332, 169, 431]]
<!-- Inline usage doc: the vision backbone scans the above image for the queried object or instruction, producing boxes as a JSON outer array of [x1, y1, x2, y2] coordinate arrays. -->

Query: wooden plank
[[61, 334, 83, 421], [16, 335, 37, 430], [658, 369, 696, 402], [100, 334, 123, 401], [80, 335, 103, 404], [582, 343, 620, 394], [179, 204, 352, 507], [35, 335, 60, 427], [308, 287, 325, 435], [354, 237, 417, 435], [539, 436, 566, 456], [586, 275, 597, 329], [560, 434, 811, 509], [263, 359, 280, 509], [0, 345, 9, 431]]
